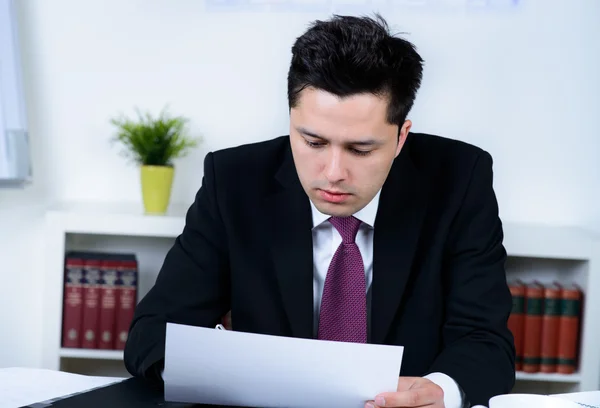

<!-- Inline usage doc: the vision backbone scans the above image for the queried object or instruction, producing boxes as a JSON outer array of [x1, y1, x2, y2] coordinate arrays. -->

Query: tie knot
[[329, 216, 362, 243]]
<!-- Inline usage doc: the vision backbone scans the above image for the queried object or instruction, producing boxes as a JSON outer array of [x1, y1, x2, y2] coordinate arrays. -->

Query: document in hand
[[163, 323, 404, 408]]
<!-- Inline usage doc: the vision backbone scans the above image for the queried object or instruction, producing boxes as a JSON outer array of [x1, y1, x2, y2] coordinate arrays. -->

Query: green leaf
[[109, 106, 199, 166]]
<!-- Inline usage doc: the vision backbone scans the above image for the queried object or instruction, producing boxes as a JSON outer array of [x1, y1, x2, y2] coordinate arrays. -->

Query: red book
[[522, 281, 544, 373], [97, 258, 119, 349], [222, 311, 232, 330], [540, 282, 562, 373], [507, 280, 525, 371], [62, 255, 85, 348], [80, 257, 102, 349], [557, 284, 582, 374], [114, 256, 138, 350]]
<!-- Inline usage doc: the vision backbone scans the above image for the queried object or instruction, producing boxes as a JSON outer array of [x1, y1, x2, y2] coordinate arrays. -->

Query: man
[[124, 14, 515, 408]]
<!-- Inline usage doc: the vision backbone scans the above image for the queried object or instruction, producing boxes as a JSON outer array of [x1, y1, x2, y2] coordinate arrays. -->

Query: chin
[[314, 202, 356, 218]]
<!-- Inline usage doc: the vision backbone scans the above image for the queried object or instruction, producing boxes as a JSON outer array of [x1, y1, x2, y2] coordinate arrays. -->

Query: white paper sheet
[[0, 367, 125, 408], [554, 391, 600, 408], [473, 390, 600, 408], [163, 323, 404, 408], [486, 394, 582, 408]]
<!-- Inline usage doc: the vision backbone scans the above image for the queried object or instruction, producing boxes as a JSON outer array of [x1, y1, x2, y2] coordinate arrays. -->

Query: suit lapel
[[264, 143, 314, 339], [371, 143, 430, 344]]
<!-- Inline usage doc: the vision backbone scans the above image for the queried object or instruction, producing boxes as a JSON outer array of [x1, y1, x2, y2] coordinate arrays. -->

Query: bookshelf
[[59, 348, 124, 361], [515, 372, 581, 384], [41, 202, 600, 394]]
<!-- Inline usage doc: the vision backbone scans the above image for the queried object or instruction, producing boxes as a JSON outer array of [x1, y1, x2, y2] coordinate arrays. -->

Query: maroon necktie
[[317, 216, 367, 343]]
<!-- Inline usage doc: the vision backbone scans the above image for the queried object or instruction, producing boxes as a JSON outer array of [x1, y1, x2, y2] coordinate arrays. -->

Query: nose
[[324, 148, 347, 184]]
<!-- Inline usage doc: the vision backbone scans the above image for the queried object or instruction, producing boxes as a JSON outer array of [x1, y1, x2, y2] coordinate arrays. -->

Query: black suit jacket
[[124, 132, 516, 406]]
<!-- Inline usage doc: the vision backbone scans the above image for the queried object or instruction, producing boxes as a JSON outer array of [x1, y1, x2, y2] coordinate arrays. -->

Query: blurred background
[[0, 0, 599, 398]]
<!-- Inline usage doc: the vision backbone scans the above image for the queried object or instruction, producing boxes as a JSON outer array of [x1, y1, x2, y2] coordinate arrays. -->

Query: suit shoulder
[[204, 136, 291, 193], [408, 132, 490, 158], [406, 132, 493, 172], [209, 135, 289, 172]]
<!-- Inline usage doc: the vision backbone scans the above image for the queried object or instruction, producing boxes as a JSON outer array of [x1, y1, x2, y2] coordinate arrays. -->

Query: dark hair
[[287, 14, 424, 127]]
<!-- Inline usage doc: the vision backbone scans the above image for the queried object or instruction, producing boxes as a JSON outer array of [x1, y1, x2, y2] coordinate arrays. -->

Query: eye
[[304, 139, 325, 148], [350, 148, 372, 157]]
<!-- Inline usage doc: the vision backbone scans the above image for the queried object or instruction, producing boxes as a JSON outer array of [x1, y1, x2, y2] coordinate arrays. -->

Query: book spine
[[557, 286, 582, 374], [80, 258, 102, 349], [61, 256, 85, 348], [540, 283, 561, 373], [522, 282, 544, 373], [222, 310, 232, 331], [98, 260, 119, 350], [114, 258, 138, 350], [507, 281, 525, 371]]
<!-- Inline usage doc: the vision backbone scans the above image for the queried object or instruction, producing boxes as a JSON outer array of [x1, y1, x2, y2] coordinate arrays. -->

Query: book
[[98, 257, 119, 350], [539, 282, 561, 373], [61, 254, 85, 348], [522, 281, 544, 373], [557, 284, 582, 374], [80, 257, 102, 349], [222, 310, 232, 330], [507, 280, 525, 371], [114, 255, 138, 350]]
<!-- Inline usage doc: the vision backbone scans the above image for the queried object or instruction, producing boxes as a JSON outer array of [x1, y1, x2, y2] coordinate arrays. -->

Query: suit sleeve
[[427, 150, 516, 406], [123, 152, 231, 381]]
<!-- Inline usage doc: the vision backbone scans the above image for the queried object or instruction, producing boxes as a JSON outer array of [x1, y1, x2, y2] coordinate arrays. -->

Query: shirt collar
[[310, 190, 381, 229]]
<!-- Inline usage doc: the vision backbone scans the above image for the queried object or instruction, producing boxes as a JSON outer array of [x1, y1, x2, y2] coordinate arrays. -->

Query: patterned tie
[[317, 216, 367, 343]]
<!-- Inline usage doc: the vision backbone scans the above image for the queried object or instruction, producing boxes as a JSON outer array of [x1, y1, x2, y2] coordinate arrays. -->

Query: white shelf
[[59, 348, 124, 361], [46, 201, 188, 238], [503, 222, 596, 261], [516, 372, 582, 383]]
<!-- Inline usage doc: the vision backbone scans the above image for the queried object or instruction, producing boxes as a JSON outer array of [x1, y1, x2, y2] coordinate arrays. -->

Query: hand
[[365, 377, 445, 408]]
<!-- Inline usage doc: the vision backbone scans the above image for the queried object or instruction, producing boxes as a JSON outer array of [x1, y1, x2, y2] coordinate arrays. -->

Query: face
[[289, 87, 412, 217]]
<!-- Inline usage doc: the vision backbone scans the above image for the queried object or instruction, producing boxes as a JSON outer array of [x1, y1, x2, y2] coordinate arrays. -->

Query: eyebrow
[[296, 126, 382, 146]]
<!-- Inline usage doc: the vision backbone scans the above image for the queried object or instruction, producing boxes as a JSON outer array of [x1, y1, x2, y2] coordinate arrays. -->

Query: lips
[[317, 189, 350, 204]]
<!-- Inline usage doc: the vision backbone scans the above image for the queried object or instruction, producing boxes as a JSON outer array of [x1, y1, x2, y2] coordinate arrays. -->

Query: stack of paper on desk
[[0, 367, 124, 408], [473, 390, 600, 408], [554, 391, 600, 408], [163, 323, 404, 408]]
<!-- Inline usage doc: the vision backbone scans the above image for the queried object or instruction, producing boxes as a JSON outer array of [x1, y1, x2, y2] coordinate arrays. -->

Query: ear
[[395, 120, 412, 158]]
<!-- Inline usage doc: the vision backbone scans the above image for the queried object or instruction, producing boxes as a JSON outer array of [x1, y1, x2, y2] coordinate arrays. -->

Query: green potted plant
[[110, 107, 199, 214]]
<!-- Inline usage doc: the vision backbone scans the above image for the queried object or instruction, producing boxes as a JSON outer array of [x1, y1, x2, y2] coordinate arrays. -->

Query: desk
[[20, 377, 200, 408]]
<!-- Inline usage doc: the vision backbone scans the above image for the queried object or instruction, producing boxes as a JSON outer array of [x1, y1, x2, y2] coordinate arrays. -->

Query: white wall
[[1, 0, 599, 368]]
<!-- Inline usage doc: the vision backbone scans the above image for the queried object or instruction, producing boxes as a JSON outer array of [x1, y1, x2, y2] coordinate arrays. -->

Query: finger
[[396, 376, 421, 392], [374, 386, 443, 407], [364, 401, 381, 408]]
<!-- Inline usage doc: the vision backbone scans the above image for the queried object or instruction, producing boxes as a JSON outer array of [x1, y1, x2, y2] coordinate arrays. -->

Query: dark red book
[[540, 282, 562, 373], [97, 258, 119, 350], [222, 311, 232, 330], [114, 256, 138, 350], [557, 284, 583, 374], [522, 281, 544, 373], [62, 255, 85, 348], [80, 257, 102, 349], [507, 280, 525, 371]]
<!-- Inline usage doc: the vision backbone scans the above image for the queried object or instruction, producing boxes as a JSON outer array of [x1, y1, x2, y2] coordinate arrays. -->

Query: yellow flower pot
[[141, 165, 174, 214]]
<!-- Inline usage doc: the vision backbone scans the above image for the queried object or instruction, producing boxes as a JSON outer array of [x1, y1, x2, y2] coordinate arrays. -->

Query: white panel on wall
[[0, 0, 30, 186]]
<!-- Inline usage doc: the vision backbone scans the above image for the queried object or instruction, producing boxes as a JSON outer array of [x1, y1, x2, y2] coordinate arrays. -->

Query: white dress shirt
[[309, 191, 464, 408]]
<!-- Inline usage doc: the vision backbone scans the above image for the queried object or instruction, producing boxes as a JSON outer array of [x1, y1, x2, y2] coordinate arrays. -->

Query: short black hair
[[287, 14, 424, 127]]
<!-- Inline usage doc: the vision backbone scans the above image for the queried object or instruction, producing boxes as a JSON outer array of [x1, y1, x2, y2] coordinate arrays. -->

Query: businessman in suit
[[124, 14, 515, 408]]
